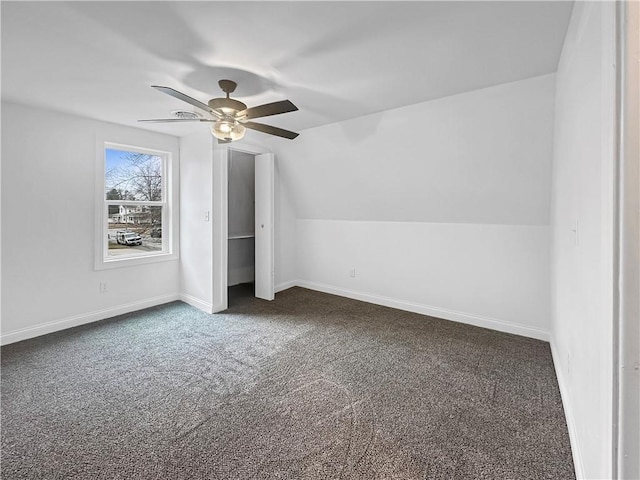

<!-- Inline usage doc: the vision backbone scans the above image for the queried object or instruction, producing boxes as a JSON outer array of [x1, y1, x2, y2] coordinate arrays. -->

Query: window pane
[[105, 148, 163, 201], [107, 206, 163, 256]]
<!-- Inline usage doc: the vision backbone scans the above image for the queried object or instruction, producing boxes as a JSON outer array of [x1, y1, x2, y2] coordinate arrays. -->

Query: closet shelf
[[228, 233, 255, 240]]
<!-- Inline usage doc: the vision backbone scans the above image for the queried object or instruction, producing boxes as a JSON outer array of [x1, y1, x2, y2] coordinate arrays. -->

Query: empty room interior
[[1, 1, 638, 479]]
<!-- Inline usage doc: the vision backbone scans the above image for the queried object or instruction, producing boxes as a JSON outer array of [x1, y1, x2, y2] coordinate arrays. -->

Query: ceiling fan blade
[[244, 121, 299, 140], [239, 100, 298, 120], [138, 118, 215, 123], [151, 86, 219, 116]]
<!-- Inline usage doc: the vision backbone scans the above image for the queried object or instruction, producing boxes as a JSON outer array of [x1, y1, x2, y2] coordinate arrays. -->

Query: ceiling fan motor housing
[[208, 97, 247, 114]]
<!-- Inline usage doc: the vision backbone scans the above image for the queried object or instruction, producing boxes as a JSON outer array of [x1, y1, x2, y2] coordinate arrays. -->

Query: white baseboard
[[295, 280, 550, 341], [1, 278, 550, 343], [0, 294, 180, 346], [179, 293, 213, 314], [211, 303, 227, 313], [550, 339, 584, 479], [275, 280, 297, 293]]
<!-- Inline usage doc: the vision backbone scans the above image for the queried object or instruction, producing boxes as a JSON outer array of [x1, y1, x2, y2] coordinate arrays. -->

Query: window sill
[[94, 251, 179, 271]]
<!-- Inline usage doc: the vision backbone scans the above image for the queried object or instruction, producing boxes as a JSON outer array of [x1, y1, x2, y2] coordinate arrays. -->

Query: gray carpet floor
[[1, 285, 575, 479]]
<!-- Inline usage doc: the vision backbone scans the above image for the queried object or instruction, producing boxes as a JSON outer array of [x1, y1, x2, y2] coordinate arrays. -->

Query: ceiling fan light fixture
[[211, 119, 246, 142]]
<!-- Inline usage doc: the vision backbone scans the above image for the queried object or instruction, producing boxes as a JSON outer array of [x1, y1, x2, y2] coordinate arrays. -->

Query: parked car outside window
[[116, 231, 142, 246]]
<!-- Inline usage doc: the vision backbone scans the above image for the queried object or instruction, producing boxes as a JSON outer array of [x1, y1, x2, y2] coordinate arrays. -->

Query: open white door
[[254, 153, 275, 300]]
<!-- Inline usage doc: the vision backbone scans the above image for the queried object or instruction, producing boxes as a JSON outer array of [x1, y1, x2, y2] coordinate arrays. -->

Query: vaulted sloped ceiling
[[1, 1, 573, 138]]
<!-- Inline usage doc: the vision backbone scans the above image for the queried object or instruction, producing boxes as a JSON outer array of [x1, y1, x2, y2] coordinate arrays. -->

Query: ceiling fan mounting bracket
[[218, 79, 237, 96]]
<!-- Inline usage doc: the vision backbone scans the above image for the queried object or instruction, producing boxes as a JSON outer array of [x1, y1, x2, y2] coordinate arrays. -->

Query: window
[[96, 142, 177, 268]]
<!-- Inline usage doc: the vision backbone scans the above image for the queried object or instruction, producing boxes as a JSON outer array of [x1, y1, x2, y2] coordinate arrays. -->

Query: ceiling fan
[[139, 79, 299, 143]]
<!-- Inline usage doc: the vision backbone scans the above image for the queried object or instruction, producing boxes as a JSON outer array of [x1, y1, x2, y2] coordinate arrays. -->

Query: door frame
[[254, 153, 275, 301], [211, 141, 273, 312], [614, 1, 640, 477]]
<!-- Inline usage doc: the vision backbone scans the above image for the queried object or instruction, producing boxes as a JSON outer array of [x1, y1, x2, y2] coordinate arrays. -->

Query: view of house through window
[[105, 147, 166, 258]]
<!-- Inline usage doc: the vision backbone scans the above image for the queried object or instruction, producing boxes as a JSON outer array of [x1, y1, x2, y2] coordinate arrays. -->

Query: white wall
[[280, 74, 554, 225], [179, 130, 214, 312], [275, 74, 555, 339], [296, 220, 550, 338], [1, 102, 181, 344], [550, 3, 617, 479], [274, 153, 297, 290]]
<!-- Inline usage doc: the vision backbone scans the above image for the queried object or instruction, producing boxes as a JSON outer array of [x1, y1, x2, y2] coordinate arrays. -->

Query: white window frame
[[95, 140, 179, 270]]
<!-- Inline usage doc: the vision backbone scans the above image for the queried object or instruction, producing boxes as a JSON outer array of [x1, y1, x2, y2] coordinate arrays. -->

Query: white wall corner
[[550, 339, 585, 479], [275, 280, 297, 293], [0, 294, 181, 346]]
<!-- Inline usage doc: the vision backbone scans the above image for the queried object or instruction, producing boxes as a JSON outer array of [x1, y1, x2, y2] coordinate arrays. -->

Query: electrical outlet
[[204, 210, 210, 222], [350, 268, 356, 278], [99, 281, 109, 293]]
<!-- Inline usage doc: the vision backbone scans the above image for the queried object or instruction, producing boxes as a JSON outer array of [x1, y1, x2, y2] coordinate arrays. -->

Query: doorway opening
[[227, 149, 256, 307], [212, 145, 273, 312]]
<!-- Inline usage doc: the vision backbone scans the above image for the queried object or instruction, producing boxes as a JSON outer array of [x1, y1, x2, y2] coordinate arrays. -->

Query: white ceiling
[[1, 1, 573, 139]]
